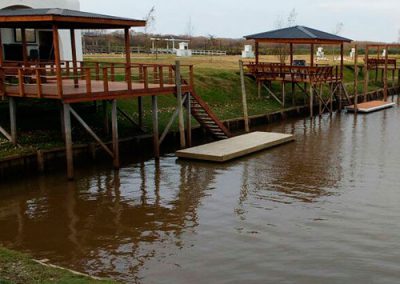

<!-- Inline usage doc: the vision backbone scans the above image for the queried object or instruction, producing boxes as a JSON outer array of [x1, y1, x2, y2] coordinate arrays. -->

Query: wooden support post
[[152, 95, 160, 159], [53, 25, 63, 98], [9, 97, 17, 145], [309, 83, 314, 118], [255, 41, 259, 64], [310, 44, 314, 67], [291, 83, 295, 106], [354, 45, 359, 113], [239, 60, 250, 132], [290, 43, 293, 65], [363, 45, 369, 102], [384, 45, 388, 101], [102, 101, 109, 135], [138, 97, 143, 129], [0, 29, 3, 67], [175, 61, 186, 148], [111, 99, 120, 169], [21, 28, 28, 67], [70, 29, 79, 88], [340, 43, 344, 81], [282, 81, 285, 108], [185, 93, 192, 147], [124, 28, 132, 92], [63, 103, 74, 180]]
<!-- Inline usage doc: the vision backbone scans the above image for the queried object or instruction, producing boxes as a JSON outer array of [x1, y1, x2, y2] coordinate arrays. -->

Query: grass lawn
[[0, 247, 115, 284], [0, 54, 388, 159]]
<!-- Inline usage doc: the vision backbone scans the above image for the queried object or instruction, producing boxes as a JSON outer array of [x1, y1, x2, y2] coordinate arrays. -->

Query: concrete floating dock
[[176, 131, 295, 162], [346, 100, 396, 113]]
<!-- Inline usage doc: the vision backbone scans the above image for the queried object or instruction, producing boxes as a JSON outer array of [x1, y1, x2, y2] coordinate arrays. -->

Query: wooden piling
[[9, 97, 17, 145], [111, 99, 120, 169], [309, 83, 313, 118], [152, 95, 160, 158], [239, 60, 250, 132], [185, 93, 192, 147], [63, 103, 74, 180], [363, 45, 369, 102], [384, 45, 389, 101], [354, 45, 359, 113], [175, 61, 186, 149]]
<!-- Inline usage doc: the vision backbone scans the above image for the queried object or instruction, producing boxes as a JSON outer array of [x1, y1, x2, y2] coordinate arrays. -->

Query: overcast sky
[[81, 0, 400, 42]]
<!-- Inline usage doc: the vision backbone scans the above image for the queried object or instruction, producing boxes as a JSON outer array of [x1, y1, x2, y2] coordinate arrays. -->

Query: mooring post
[[384, 45, 389, 101], [9, 97, 17, 145], [175, 60, 186, 148], [63, 103, 74, 180], [363, 45, 369, 102], [185, 93, 192, 147], [152, 95, 160, 159], [239, 60, 250, 132], [354, 45, 359, 114], [111, 99, 120, 169]]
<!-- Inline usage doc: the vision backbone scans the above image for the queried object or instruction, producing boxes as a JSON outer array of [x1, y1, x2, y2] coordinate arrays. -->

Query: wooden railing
[[366, 58, 397, 69], [245, 62, 340, 83], [0, 60, 194, 100]]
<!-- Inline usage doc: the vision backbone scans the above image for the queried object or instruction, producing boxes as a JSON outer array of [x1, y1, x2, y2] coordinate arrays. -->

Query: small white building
[[176, 42, 192, 57], [242, 45, 255, 58], [0, 0, 83, 61], [316, 47, 327, 61]]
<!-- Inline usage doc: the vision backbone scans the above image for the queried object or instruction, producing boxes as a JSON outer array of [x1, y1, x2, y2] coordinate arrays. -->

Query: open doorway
[[38, 31, 54, 61]]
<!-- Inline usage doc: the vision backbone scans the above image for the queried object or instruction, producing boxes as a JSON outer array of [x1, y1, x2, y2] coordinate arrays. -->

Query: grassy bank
[[0, 54, 386, 159], [0, 247, 114, 284]]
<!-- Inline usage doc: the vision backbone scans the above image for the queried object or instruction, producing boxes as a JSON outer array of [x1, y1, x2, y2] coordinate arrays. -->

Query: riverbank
[[0, 247, 115, 283], [0, 55, 390, 171]]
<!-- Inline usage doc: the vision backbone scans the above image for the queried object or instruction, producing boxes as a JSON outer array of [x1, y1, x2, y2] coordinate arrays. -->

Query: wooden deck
[[176, 131, 295, 162], [5, 79, 189, 103], [346, 100, 396, 113]]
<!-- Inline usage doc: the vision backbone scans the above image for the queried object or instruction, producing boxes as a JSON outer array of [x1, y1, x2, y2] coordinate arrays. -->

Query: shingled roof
[[245, 26, 352, 43], [0, 8, 146, 29]]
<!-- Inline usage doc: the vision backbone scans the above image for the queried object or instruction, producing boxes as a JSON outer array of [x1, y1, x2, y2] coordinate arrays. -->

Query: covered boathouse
[[0, 8, 231, 179], [244, 26, 352, 117]]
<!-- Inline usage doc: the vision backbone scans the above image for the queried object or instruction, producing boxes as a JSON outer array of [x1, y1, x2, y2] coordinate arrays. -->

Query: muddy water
[[1, 105, 400, 283]]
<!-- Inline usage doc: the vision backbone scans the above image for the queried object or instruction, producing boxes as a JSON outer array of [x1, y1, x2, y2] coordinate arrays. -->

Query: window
[[14, 29, 36, 43]]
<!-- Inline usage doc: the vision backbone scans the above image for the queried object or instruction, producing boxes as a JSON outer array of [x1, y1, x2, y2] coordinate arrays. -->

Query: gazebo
[[244, 26, 352, 117], [0, 8, 230, 179]]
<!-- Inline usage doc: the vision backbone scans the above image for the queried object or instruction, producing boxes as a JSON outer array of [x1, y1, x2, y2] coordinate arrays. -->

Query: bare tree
[[144, 6, 156, 34], [185, 17, 195, 39], [273, 8, 298, 64]]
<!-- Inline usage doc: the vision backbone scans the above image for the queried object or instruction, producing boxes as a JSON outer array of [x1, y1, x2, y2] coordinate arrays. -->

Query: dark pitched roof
[[0, 8, 146, 29], [245, 26, 352, 43]]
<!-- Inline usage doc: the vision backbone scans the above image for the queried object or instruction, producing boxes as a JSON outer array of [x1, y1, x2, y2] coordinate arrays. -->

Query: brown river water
[[1, 104, 400, 283]]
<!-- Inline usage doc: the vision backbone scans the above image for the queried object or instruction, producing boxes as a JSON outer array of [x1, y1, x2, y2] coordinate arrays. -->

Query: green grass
[[0, 247, 115, 284]]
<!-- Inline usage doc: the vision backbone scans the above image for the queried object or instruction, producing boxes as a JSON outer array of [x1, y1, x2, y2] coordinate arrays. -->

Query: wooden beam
[[70, 29, 79, 88], [175, 60, 186, 148], [185, 93, 192, 147], [111, 99, 120, 169], [0, 29, 3, 66], [63, 103, 74, 180], [152, 95, 160, 158], [309, 83, 314, 118], [124, 28, 132, 92], [53, 25, 63, 98]]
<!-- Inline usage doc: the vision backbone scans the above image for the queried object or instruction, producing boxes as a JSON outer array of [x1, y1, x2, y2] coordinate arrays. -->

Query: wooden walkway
[[346, 100, 396, 113], [176, 131, 294, 162]]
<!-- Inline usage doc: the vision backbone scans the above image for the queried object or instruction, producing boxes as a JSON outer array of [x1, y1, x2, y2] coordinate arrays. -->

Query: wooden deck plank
[[346, 100, 396, 113], [176, 131, 295, 162]]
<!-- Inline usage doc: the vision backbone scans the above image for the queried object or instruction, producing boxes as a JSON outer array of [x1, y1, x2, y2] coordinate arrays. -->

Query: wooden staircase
[[187, 89, 231, 139]]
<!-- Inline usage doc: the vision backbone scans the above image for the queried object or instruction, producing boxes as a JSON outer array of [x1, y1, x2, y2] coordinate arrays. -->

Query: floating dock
[[176, 131, 295, 162], [346, 100, 396, 113]]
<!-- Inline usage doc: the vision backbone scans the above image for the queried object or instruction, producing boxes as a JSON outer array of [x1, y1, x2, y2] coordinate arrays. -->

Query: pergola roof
[[245, 26, 352, 44], [0, 8, 146, 29]]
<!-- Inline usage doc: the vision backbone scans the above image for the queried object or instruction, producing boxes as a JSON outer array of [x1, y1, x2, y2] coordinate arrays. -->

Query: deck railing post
[[158, 66, 164, 88], [175, 60, 186, 149], [52, 25, 63, 98], [143, 66, 149, 89], [35, 69, 42, 98], [85, 68, 92, 96], [18, 69, 25, 97], [95, 62, 100, 81]]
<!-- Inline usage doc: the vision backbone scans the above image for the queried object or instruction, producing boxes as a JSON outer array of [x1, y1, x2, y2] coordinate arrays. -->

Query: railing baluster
[[95, 62, 100, 80], [159, 66, 164, 88], [143, 66, 149, 89], [18, 68, 25, 97], [35, 69, 42, 98], [111, 63, 115, 82]]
